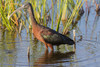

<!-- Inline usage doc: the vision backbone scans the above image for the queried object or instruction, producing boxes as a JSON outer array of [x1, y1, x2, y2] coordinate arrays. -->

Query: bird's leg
[[47, 44, 53, 51], [44, 43, 48, 50], [48, 49, 53, 58]]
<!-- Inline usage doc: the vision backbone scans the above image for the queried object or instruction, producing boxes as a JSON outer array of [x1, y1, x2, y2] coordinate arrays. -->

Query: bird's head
[[8, 2, 32, 19], [22, 2, 32, 9]]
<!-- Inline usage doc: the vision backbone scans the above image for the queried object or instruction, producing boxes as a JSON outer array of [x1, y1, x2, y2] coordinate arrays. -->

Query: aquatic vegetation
[[63, 0, 85, 34], [0, 0, 84, 34]]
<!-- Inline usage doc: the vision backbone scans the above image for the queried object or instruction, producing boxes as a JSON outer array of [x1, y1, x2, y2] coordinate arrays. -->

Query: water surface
[[0, 0, 100, 67]]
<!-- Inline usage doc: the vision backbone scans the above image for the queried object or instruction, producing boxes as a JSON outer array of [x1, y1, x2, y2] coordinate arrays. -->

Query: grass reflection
[[0, 30, 17, 67]]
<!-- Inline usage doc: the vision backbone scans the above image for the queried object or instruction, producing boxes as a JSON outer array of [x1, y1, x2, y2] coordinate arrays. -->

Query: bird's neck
[[28, 7, 38, 26]]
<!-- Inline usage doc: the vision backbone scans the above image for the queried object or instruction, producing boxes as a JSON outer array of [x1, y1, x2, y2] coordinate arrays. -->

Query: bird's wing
[[40, 28, 64, 45]]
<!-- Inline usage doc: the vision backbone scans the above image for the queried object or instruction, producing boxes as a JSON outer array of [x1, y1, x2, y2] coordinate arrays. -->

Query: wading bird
[[8, 3, 75, 51]]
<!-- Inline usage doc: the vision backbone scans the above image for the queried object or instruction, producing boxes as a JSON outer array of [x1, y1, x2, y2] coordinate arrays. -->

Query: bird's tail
[[67, 38, 75, 45], [64, 36, 75, 45]]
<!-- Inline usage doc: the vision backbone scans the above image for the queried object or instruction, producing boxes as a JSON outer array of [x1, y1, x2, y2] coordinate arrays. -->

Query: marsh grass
[[63, 0, 84, 34], [0, 0, 84, 33]]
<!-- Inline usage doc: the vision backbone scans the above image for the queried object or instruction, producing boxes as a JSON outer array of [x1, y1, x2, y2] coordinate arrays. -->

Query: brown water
[[0, 0, 100, 67]]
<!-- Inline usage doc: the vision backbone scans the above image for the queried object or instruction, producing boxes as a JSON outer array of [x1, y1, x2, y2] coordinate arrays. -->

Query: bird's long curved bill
[[8, 6, 24, 20]]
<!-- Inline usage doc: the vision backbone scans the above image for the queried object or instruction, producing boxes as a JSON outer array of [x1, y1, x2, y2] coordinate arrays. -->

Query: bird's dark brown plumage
[[40, 25, 75, 45], [9, 2, 75, 51]]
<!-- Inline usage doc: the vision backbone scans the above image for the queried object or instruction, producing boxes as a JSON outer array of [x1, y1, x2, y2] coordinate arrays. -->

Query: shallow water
[[0, 0, 100, 67]]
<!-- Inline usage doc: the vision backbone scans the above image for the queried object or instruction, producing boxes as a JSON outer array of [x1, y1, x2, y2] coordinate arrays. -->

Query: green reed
[[51, 0, 54, 29], [63, 0, 84, 34], [0, 0, 84, 33], [0, 0, 22, 31], [0, 0, 12, 30], [56, 0, 63, 32]]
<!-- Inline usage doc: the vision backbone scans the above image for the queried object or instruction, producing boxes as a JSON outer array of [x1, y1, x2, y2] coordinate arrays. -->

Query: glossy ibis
[[8, 3, 75, 51]]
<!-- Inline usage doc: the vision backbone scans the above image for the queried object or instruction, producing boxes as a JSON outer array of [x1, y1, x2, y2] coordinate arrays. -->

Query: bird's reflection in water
[[33, 49, 75, 66]]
